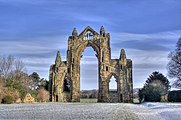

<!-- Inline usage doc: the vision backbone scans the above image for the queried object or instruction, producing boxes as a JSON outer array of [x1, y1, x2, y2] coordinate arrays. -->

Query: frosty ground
[[0, 102, 181, 120]]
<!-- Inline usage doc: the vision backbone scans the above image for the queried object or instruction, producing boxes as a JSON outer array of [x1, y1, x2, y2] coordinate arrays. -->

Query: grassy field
[[133, 98, 140, 104], [80, 98, 97, 103], [80, 98, 140, 103]]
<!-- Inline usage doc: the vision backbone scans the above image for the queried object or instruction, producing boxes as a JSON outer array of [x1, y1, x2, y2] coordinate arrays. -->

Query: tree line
[[0, 55, 49, 104]]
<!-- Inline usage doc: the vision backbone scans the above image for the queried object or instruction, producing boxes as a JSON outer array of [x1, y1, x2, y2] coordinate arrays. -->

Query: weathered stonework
[[49, 26, 133, 103], [23, 93, 35, 103]]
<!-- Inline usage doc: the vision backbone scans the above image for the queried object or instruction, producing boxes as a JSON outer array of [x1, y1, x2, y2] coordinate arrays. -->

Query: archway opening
[[63, 77, 70, 92], [80, 47, 98, 102], [109, 75, 118, 102], [62, 77, 71, 102]]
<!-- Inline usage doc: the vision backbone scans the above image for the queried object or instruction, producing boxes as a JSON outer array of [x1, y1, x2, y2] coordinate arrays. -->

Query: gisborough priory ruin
[[49, 26, 133, 103]]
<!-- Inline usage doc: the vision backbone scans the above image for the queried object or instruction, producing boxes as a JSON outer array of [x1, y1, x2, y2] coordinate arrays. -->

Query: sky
[[0, 0, 181, 89]]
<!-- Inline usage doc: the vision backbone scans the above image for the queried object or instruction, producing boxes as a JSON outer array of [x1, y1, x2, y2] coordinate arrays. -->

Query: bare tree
[[167, 38, 181, 88], [0, 55, 31, 86], [14, 58, 25, 72], [0, 55, 14, 83]]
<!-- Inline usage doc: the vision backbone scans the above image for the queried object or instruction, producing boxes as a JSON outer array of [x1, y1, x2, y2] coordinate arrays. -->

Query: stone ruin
[[23, 93, 35, 103], [49, 26, 133, 103]]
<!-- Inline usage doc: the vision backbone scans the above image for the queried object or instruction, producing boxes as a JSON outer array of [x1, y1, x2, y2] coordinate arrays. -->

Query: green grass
[[133, 98, 140, 104], [80, 98, 140, 103], [80, 98, 97, 103]]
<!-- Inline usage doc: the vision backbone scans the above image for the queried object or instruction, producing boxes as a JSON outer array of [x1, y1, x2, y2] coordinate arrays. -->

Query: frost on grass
[[114, 110, 139, 120]]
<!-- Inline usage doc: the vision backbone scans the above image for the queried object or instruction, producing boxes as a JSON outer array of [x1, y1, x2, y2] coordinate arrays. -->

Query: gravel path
[[0, 102, 181, 120]]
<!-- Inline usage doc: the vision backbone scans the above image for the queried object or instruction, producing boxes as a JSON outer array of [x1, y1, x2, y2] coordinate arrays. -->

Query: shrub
[[8, 88, 19, 100], [30, 90, 38, 98], [168, 90, 181, 102], [2, 96, 14, 104], [37, 86, 50, 102], [139, 84, 163, 102], [6, 81, 28, 99], [1, 88, 20, 103], [0, 84, 6, 103]]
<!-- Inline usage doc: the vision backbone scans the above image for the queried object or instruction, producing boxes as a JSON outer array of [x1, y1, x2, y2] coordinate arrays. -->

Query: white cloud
[[111, 30, 181, 43], [0, 35, 67, 55]]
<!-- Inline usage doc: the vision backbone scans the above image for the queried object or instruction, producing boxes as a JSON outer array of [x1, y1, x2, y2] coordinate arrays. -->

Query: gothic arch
[[107, 72, 119, 83], [76, 41, 100, 60]]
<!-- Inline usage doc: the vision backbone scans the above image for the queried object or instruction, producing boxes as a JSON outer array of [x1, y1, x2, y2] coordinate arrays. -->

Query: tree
[[0, 55, 28, 84], [144, 71, 170, 91], [0, 55, 31, 102], [167, 38, 181, 88], [29, 72, 40, 89], [139, 71, 170, 102], [29, 72, 49, 90], [29, 72, 40, 83], [0, 55, 15, 83], [39, 78, 49, 91]]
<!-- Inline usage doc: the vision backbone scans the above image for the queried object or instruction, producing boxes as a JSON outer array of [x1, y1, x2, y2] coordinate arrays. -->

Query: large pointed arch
[[75, 40, 100, 60]]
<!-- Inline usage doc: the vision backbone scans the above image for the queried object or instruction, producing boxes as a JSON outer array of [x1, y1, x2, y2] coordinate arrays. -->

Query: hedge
[[168, 90, 181, 102]]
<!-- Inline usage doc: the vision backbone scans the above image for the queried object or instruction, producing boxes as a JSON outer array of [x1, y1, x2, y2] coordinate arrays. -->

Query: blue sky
[[0, 0, 181, 89]]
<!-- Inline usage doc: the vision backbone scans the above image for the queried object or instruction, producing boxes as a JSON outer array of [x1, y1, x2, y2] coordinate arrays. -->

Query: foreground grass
[[115, 110, 139, 120], [80, 99, 139, 120]]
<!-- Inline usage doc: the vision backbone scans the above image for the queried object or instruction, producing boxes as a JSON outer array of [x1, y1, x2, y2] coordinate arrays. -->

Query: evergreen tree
[[139, 71, 170, 102], [29, 72, 40, 89]]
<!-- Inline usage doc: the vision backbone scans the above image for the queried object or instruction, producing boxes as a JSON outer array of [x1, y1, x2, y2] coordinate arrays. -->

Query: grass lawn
[[80, 98, 97, 103], [133, 98, 140, 104], [80, 98, 140, 103]]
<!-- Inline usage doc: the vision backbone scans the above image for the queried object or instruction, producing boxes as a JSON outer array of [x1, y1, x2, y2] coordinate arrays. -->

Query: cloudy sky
[[0, 0, 181, 89]]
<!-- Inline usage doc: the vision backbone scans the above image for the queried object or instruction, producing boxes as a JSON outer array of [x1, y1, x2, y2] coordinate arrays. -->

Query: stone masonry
[[49, 26, 133, 102]]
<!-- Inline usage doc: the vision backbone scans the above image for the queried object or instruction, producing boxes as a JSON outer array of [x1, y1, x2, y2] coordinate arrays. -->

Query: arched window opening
[[84, 31, 94, 40], [109, 75, 117, 93], [108, 75, 118, 103], [63, 77, 70, 92]]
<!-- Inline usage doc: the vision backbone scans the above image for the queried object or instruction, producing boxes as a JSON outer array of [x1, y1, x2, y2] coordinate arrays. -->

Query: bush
[[168, 90, 181, 102], [0, 83, 6, 103], [2, 96, 14, 104], [30, 90, 38, 98], [140, 85, 162, 102], [37, 86, 50, 102], [7, 88, 19, 100], [6, 81, 28, 99]]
